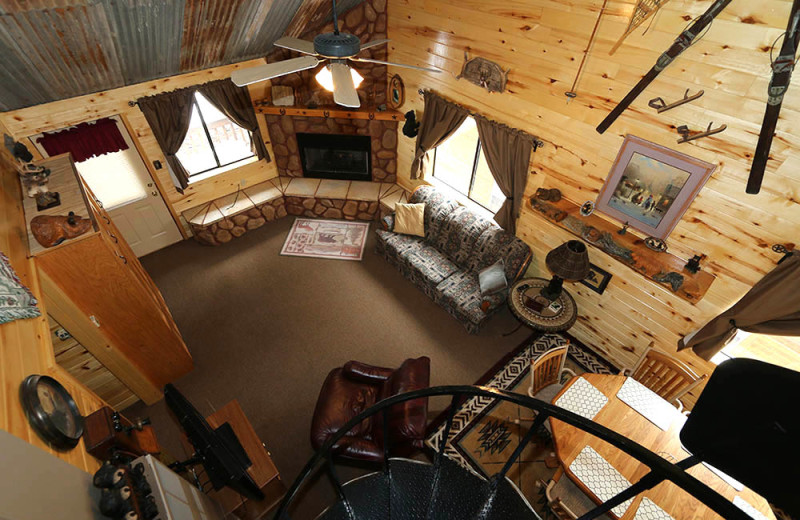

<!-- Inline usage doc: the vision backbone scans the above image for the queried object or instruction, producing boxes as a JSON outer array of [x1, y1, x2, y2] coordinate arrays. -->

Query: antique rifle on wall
[[746, 0, 800, 194], [596, 0, 733, 134]]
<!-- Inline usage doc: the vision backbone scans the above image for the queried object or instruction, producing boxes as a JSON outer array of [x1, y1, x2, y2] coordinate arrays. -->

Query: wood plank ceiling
[[0, 0, 363, 111]]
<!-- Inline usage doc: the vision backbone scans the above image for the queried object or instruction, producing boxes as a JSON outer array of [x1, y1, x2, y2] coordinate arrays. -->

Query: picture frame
[[596, 135, 716, 239], [580, 263, 612, 295]]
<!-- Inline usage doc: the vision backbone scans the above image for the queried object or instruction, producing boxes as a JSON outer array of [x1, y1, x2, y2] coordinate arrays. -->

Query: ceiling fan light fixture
[[316, 64, 363, 92]]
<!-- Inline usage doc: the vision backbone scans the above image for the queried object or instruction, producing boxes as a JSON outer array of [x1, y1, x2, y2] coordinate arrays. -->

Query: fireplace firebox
[[296, 133, 371, 182]]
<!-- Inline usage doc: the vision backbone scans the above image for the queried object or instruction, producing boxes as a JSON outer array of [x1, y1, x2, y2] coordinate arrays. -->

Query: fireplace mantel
[[256, 105, 403, 122]]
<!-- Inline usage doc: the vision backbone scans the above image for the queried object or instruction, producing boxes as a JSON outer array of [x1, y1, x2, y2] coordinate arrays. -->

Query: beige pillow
[[394, 203, 425, 237]]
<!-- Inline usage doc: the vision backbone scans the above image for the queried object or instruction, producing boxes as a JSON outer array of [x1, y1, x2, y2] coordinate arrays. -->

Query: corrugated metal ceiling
[[0, 0, 363, 111]]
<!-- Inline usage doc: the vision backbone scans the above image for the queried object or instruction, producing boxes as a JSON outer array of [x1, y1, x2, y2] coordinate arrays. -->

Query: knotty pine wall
[[0, 60, 279, 234], [0, 123, 104, 474], [388, 0, 800, 396]]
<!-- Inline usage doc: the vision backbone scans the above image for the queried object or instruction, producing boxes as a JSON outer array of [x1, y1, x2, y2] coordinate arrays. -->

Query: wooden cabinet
[[25, 154, 192, 405]]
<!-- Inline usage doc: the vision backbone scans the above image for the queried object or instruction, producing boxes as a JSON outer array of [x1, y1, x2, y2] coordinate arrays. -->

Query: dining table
[[549, 373, 775, 520]]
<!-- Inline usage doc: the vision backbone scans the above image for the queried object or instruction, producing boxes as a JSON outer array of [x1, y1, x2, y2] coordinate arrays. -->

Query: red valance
[[37, 118, 129, 163]]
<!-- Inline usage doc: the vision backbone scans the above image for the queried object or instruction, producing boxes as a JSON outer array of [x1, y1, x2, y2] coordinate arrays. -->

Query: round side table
[[507, 277, 578, 333]]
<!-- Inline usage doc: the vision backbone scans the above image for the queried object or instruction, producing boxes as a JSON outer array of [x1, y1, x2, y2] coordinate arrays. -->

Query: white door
[[32, 117, 183, 257]]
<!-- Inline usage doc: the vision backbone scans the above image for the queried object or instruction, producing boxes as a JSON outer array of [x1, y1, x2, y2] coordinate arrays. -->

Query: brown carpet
[[128, 216, 535, 519]]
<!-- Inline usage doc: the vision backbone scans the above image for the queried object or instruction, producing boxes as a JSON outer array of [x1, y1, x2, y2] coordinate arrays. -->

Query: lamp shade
[[545, 240, 590, 281], [315, 65, 364, 92]]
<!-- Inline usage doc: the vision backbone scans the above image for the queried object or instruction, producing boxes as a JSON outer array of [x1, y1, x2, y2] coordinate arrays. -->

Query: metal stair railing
[[273, 385, 753, 520]]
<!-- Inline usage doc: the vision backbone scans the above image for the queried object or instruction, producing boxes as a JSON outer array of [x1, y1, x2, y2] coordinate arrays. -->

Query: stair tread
[[318, 457, 542, 520]]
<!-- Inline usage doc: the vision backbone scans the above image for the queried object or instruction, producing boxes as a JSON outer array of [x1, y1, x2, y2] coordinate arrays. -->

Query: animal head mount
[[457, 53, 510, 93]]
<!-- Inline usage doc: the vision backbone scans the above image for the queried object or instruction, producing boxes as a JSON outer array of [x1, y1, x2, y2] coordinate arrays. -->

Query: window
[[430, 117, 505, 213], [77, 148, 149, 209], [176, 92, 254, 179], [711, 331, 800, 372]]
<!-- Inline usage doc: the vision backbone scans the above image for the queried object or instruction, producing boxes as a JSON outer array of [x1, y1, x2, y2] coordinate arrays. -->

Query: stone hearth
[[266, 115, 398, 183]]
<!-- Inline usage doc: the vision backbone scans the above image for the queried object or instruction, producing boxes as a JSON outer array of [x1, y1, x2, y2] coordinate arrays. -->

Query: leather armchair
[[310, 357, 431, 461]]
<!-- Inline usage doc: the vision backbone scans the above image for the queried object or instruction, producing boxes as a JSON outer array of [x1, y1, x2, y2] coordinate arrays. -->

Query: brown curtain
[[474, 116, 532, 233], [137, 88, 195, 191], [198, 79, 271, 163], [678, 252, 800, 360], [410, 90, 468, 179]]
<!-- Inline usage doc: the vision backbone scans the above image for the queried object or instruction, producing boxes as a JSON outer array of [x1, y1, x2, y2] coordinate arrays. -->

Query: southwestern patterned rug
[[280, 218, 370, 261], [425, 332, 619, 514]]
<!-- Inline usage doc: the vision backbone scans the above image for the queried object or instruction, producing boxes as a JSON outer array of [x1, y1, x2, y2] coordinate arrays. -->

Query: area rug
[[425, 332, 618, 513], [280, 218, 370, 261]]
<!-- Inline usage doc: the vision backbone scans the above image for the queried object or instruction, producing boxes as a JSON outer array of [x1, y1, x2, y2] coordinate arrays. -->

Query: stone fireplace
[[262, 0, 397, 184], [266, 115, 397, 183]]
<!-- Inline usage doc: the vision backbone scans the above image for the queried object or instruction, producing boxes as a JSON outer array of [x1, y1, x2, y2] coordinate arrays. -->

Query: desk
[[204, 400, 286, 520], [550, 374, 774, 520]]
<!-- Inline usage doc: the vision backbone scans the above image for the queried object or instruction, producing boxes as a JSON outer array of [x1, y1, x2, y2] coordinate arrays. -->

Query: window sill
[[188, 156, 258, 184], [426, 177, 498, 220]]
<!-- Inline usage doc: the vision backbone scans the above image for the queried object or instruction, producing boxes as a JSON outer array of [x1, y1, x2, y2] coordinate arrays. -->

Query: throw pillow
[[478, 259, 508, 296], [394, 203, 425, 237]]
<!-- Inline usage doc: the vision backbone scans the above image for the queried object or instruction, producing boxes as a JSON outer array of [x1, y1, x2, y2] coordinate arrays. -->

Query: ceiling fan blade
[[349, 57, 442, 73], [358, 38, 390, 52], [273, 36, 317, 55], [330, 62, 360, 108], [231, 56, 321, 87]]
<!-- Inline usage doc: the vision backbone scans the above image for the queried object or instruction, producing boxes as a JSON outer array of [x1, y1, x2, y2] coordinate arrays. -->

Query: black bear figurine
[[403, 110, 420, 138]]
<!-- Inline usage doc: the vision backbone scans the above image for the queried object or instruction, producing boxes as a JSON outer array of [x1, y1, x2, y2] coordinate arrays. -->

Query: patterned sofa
[[376, 186, 532, 333]]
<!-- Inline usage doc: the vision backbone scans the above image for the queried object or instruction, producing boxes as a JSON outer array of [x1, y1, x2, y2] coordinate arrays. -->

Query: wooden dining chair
[[540, 467, 612, 520], [527, 344, 576, 399], [514, 345, 576, 433], [625, 346, 706, 411]]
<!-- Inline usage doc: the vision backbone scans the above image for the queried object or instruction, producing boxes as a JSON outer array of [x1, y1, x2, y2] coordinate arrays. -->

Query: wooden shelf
[[529, 196, 716, 303], [256, 104, 403, 121]]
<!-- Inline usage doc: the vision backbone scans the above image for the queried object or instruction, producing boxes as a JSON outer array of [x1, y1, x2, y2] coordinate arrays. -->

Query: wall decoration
[[535, 187, 562, 202], [457, 52, 509, 93], [609, 0, 671, 55], [648, 89, 703, 113], [596, 135, 716, 240], [565, 0, 611, 101], [644, 236, 668, 252], [271, 85, 294, 106], [676, 122, 727, 144], [596, 1, 729, 134], [580, 263, 612, 295], [388, 75, 405, 109], [580, 201, 595, 216]]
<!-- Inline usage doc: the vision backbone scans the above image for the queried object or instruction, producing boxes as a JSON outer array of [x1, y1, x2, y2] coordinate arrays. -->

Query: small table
[[507, 277, 578, 333], [550, 374, 775, 519]]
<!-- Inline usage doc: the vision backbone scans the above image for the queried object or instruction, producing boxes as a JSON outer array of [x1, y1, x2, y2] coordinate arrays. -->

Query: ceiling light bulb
[[315, 65, 364, 92]]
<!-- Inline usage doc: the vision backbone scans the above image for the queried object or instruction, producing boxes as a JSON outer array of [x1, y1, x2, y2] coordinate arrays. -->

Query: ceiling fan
[[230, 0, 442, 108]]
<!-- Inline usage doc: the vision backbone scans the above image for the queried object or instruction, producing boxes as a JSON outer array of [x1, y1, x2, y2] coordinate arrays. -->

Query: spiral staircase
[[272, 386, 757, 520]]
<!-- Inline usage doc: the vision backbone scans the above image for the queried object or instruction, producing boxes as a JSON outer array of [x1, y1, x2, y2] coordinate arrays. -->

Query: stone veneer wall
[[266, 115, 398, 183], [285, 197, 381, 221]]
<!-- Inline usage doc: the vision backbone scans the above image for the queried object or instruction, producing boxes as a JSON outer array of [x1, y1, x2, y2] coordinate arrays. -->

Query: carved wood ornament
[[457, 52, 509, 93]]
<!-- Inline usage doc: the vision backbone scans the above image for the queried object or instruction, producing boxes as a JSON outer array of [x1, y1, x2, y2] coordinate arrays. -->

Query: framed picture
[[596, 135, 716, 239], [580, 263, 612, 295]]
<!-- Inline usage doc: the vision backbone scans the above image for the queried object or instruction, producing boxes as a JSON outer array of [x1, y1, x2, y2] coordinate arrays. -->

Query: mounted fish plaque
[[457, 52, 509, 93]]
